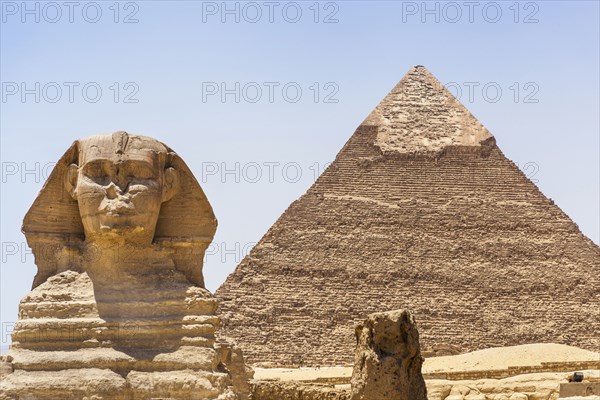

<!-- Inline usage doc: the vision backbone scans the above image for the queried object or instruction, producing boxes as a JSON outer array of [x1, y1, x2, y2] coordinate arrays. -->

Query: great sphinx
[[0, 132, 250, 400]]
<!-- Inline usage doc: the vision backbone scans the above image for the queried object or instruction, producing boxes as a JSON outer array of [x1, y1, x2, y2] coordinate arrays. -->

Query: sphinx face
[[68, 133, 177, 245], [77, 153, 163, 244]]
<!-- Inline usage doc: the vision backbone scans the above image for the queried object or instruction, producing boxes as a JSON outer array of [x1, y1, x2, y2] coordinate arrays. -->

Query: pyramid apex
[[362, 66, 493, 154]]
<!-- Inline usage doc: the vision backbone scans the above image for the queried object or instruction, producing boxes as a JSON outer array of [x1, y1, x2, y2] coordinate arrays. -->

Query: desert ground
[[252, 343, 600, 400]]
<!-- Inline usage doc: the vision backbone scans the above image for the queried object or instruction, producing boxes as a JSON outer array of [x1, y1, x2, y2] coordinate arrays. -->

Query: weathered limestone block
[[0, 358, 12, 380], [350, 310, 427, 400], [250, 381, 351, 400], [426, 369, 600, 400], [445, 385, 486, 400], [218, 341, 254, 397], [0, 132, 251, 399], [560, 382, 600, 398], [0, 368, 129, 399]]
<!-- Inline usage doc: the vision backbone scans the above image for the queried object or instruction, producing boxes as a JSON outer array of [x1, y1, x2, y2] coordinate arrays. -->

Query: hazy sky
[[1, 0, 598, 352]]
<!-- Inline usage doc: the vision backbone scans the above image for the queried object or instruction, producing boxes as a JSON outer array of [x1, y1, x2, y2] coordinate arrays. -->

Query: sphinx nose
[[105, 183, 120, 200], [113, 166, 130, 193]]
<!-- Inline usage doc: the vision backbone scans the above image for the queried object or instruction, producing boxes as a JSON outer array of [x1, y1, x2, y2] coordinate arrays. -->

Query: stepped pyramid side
[[216, 66, 600, 366]]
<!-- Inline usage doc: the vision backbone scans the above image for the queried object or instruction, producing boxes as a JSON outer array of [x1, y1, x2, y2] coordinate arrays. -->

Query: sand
[[425, 343, 599, 373], [253, 343, 600, 382]]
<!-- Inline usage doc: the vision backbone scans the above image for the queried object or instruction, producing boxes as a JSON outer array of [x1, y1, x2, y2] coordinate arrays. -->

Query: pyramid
[[216, 66, 600, 366]]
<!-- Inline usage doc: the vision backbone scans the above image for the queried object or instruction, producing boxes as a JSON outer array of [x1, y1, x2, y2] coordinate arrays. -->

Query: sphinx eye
[[84, 162, 109, 179], [135, 169, 154, 179], [125, 164, 155, 180]]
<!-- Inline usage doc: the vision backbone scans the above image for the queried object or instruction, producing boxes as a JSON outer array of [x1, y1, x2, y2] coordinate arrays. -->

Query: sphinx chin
[[99, 224, 145, 232]]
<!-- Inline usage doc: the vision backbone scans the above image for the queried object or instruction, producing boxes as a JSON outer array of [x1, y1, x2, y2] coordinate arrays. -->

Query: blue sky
[[1, 0, 598, 352]]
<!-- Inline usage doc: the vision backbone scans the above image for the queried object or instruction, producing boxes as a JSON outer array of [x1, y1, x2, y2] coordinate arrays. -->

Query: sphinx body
[[0, 132, 250, 400]]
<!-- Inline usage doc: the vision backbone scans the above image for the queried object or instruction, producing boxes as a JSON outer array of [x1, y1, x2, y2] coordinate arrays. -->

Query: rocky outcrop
[[216, 65, 600, 366], [350, 310, 426, 400], [249, 310, 427, 400]]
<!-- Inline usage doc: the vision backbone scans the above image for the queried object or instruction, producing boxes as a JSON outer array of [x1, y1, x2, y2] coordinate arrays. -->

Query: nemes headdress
[[22, 132, 217, 288]]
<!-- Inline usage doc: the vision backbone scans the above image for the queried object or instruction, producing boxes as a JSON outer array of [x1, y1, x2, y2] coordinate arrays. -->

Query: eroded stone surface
[[350, 310, 426, 400], [1, 132, 251, 399], [250, 381, 351, 400], [366, 66, 493, 154]]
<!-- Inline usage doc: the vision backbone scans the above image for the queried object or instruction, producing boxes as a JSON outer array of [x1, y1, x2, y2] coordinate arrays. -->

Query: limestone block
[[350, 309, 427, 400]]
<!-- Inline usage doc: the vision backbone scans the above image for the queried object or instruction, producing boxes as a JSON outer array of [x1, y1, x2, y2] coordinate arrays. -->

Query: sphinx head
[[23, 131, 217, 288], [65, 132, 179, 245]]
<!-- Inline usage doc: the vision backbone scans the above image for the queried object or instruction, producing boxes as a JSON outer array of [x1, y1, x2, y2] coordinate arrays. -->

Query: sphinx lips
[[100, 204, 136, 216]]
